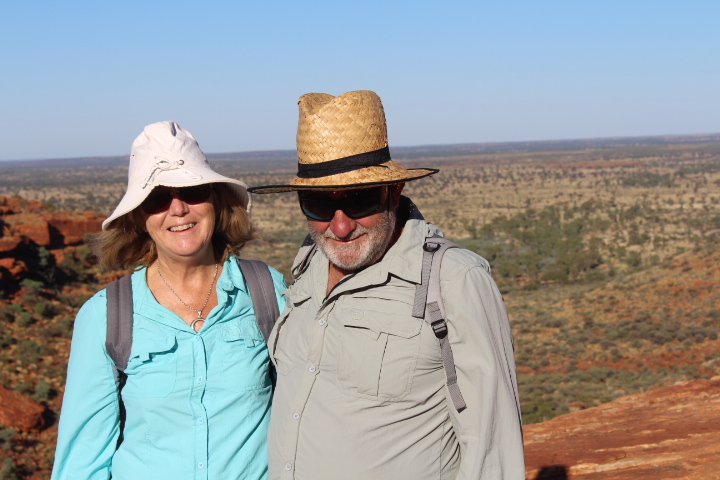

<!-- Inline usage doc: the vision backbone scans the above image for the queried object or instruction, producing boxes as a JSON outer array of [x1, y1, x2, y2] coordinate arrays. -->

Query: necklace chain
[[157, 262, 219, 322]]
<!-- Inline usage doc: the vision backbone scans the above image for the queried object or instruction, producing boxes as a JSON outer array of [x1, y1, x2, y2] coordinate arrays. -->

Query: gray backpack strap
[[106, 274, 134, 372], [237, 259, 280, 343], [105, 273, 133, 449], [412, 235, 467, 412]]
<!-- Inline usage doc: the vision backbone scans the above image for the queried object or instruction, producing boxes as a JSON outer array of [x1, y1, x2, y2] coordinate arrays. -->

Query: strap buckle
[[423, 242, 441, 252], [431, 319, 448, 338]]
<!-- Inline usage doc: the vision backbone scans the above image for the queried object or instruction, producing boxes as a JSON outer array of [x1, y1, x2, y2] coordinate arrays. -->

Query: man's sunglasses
[[298, 187, 388, 222], [140, 185, 213, 215]]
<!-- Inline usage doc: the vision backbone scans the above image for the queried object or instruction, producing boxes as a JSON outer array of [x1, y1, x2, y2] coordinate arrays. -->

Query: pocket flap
[[343, 312, 422, 339], [222, 318, 263, 347], [286, 285, 312, 307], [130, 334, 177, 362]]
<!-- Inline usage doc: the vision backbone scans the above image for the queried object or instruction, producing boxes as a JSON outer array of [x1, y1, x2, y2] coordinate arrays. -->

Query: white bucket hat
[[102, 121, 250, 230]]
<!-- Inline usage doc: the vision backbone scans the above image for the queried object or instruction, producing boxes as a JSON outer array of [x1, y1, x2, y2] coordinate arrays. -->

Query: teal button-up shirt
[[52, 257, 286, 480]]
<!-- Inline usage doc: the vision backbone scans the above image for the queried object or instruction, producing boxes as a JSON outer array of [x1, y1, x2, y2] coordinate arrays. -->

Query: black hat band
[[296, 146, 391, 179]]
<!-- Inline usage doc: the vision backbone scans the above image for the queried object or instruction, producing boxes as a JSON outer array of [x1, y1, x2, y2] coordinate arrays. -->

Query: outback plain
[[0, 135, 719, 478]]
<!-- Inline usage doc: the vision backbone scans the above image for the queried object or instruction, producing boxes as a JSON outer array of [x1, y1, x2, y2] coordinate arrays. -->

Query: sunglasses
[[140, 185, 213, 215], [298, 187, 388, 222]]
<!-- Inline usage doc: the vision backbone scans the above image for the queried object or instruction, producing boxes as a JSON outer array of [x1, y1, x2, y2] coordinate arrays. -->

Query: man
[[248, 90, 524, 479]]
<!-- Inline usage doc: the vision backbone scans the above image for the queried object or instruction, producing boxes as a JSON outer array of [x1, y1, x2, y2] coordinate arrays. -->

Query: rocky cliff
[[0, 196, 105, 286], [524, 376, 720, 479]]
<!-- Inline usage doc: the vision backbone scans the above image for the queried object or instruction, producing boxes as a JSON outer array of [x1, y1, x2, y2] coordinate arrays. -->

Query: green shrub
[[20, 278, 44, 295], [0, 428, 16, 450], [0, 457, 17, 480], [47, 316, 74, 339], [17, 340, 42, 365], [625, 251, 643, 268], [33, 379, 52, 401], [0, 306, 15, 322], [17, 311, 34, 327]]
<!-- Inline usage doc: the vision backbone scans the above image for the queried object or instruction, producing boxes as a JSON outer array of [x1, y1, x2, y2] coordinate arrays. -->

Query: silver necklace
[[157, 262, 219, 332]]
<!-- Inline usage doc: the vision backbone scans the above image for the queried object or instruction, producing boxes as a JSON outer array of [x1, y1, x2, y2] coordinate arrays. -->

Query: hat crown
[[297, 90, 388, 165], [128, 121, 209, 188]]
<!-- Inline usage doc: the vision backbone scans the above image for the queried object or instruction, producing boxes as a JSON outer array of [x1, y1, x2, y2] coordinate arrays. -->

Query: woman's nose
[[168, 193, 190, 214]]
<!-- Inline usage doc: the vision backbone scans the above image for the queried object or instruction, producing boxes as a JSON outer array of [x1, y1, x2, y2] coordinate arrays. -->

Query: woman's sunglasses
[[298, 187, 388, 222], [140, 185, 213, 215]]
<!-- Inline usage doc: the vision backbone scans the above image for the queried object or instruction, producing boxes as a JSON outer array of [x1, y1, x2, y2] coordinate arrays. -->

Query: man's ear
[[389, 183, 405, 209]]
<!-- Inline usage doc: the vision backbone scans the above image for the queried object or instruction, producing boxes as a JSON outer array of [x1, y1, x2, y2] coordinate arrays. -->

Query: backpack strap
[[106, 274, 134, 372], [412, 235, 467, 412], [105, 273, 133, 449], [237, 259, 280, 343]]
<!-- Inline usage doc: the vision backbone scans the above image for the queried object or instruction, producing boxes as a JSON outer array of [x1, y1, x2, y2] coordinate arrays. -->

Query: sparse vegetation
[[1, 136, 720, 477]]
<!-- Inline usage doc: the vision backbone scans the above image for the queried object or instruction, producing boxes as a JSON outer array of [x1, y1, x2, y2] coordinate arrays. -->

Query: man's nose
[[328, 209, 357, 239]]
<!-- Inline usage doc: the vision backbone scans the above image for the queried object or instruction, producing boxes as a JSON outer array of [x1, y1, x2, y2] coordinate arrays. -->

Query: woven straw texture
[[297, 91, 387, 164], [249, 90, 437, 193]]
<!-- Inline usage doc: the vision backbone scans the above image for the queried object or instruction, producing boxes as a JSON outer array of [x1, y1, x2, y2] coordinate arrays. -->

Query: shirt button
[[197, 418, 204, 425], [198, 462, 205, 469], [318, 318, 326, 326], [292, 412, 300, 420], [196, 376, 204, 383], [285, 463, 293, 471], [308, 365, 317, 373]]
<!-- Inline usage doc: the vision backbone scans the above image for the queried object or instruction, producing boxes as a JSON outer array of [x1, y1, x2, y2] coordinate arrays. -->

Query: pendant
[[191, 317, 205, 332]]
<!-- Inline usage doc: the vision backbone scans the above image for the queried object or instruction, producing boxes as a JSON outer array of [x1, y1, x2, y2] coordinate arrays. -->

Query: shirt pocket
[[219, 318, 272, 391], [336, 309, 423, 401], [270, 298, 315, 376], [122, 333, 178, 398]]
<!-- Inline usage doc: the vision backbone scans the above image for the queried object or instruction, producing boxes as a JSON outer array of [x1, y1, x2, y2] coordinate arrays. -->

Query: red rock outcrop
[[0, 196, 105, 285], [0, 386, 46, 431], [0, 196, 104, 251], [524, 377, 720, 479], [47, 210, 103, 245]]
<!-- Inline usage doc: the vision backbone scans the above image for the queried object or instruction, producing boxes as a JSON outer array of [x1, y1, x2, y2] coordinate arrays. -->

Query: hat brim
[[102, 173, 250, 230], [248, 161, 438, 194]]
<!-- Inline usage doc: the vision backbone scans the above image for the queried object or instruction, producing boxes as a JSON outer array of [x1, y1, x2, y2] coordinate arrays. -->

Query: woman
[[51, 121, 285, 480]]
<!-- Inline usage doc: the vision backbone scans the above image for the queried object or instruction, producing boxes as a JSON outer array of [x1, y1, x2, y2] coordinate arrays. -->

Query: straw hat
[[102, 121, 250, 230], [248, 90, 438, 194]]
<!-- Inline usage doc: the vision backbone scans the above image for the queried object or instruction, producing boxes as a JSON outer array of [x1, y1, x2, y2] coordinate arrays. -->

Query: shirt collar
[[130, 256, 247, 329], [217, 256, 247, 293], [377, 196, 443, 285]]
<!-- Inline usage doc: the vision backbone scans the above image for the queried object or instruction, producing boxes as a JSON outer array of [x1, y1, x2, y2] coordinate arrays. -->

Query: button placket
[[190, 332, 209, 480], [281, 304, 332, 478]]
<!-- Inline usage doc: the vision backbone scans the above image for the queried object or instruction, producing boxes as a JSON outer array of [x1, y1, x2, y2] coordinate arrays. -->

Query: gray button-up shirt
[[268, 199, 525, 479]]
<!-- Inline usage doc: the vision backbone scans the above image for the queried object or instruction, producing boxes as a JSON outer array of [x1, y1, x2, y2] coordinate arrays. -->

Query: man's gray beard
[[308, 209, 397, 272]]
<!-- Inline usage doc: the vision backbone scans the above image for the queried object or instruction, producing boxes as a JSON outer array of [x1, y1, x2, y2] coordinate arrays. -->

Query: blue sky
[[1, 1, 718, 161]]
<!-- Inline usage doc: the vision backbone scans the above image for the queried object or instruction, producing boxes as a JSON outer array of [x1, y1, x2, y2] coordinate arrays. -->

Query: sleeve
[[442, 262, 526, 480], [51, 293, 121, 480], [268, 268, 288, 382]]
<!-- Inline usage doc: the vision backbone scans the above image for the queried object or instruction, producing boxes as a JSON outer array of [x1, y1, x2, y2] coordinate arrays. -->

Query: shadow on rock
[[533, 465, 568, 480]]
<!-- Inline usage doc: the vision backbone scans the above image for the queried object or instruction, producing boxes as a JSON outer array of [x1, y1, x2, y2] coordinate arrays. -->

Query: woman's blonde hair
[[94, 183, 257, 270]]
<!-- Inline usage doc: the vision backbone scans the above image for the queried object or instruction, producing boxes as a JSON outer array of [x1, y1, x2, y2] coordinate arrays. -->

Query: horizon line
[[2, 131, 719, 165]]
